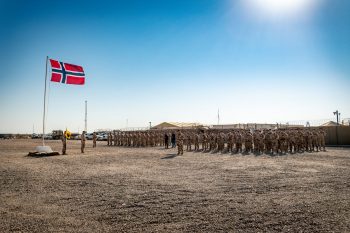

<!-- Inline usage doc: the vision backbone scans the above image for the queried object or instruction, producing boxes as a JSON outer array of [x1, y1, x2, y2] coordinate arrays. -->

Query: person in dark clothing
[[171, 132, 176, 148], [164, 133, 169, 149]]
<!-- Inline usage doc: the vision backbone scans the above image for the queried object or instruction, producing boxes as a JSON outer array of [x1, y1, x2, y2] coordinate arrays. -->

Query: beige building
[[321, 121, 339, 127], [211, 123, 304, 130], [151, 122, 203, 130]]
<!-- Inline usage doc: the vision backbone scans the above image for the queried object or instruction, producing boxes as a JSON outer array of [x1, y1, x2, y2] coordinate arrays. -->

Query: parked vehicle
[[97, 134, 104, 141], [31, 133, 40, 139], [43, 134, 53, 140], [52, 130, 63, 140], [85, 133, 93, 140]]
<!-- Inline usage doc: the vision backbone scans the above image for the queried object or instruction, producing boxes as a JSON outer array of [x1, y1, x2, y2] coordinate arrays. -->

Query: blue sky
[[0, 0, 349, 133]]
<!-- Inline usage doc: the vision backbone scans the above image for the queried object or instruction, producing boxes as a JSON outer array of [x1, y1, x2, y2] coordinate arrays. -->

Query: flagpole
[[42, 56, 49, 146]]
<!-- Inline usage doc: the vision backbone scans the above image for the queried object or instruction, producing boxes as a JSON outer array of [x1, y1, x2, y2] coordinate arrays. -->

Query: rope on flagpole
[[42, 56, 48, 146], [45, 75, 51, 131]]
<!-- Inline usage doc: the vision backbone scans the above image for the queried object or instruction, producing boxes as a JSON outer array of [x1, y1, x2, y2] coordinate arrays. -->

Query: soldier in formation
[[106, 127, 326, 156], [164, 133, 169, 149], [177, 130, 184, 155]]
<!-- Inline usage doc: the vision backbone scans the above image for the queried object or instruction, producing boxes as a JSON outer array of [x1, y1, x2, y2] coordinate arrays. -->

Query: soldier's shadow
[[161, 153, 178, 159]]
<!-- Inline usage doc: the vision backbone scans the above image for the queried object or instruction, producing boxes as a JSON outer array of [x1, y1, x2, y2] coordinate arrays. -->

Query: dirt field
[[0, 139, 349, 232]]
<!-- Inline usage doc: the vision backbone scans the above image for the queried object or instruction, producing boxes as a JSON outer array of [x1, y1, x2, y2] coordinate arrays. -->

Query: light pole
[[333, 110, 341, 145], [333, 110, 340, 125]]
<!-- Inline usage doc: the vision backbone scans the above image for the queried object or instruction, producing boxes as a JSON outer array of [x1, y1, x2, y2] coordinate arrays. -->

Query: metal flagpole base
[[35, 145, 53, 153], [28, 145, 59, 157]]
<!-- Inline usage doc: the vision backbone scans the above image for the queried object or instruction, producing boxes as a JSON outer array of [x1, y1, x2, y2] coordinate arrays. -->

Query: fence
[[322, 126, 350, 146]]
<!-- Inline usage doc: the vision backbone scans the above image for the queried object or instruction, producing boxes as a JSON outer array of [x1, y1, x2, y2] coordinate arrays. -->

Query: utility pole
[[333, 110, 341, 145], [217, 108, 220, 125], [84, 100, 87, 132], [333, 110, 340, 125]]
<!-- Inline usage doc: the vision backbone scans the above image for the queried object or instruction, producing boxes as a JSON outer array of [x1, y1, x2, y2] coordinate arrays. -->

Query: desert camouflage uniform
[[217, 132, 225, 152], [244, 131, 253, 153], [93, 132, 97, 148], [320, 129, 326, 151], [81, 131, 86, 153], [235, 131, 243, 153], [61, 132, 67, 155], [194, 132, 200, 151], [177, 131, 184, 155], [278, 130, 288, 154], [227, 131, 234, 153], [312, 131, 319, 152]]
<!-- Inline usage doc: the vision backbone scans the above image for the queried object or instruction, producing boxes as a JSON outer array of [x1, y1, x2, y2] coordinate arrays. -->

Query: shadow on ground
[[161, 153, 178, 159]]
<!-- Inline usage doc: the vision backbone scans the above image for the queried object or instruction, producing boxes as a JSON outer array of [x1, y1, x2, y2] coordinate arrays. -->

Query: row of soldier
[[107, 128, 326, 155], [107, 131, 169, 148]]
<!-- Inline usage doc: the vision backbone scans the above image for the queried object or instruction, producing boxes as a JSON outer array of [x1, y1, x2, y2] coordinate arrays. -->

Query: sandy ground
[[0, 139, 349, 233]]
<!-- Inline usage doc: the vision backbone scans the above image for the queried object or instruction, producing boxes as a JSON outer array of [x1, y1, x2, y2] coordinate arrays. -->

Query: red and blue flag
[[49, 59, 85, 85]]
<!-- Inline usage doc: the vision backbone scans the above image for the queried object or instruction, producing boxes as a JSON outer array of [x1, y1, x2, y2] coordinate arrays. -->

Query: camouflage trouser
[[265, 142, 272, 153], [81, 142, 85, 153], [258, 141, 265, 153], [320, 138, 325, 151], [303, 137, 308, 151], [186, 142, 191, 151], [194, 142, 199, 151], [93, 141, 96, 148], [307, 138, 312, 151], [209, 141, 214, 151], [202, 141, 207, 151], [227, 142, 233, 153], [253, 141, 258, 152], [62, 144, 66, 155], [177, 141, 184, 155], [289, 141, 295, 153], [218, 142, 224, 152], [279, 140, 288, 153], [245, 141, 252, 152], [272, 141, 278, 153], [236, 143, 242, 153], [312, 139, 319, 151]]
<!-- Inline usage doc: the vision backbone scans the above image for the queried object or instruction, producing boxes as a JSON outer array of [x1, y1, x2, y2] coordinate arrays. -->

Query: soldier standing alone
[[92, 132, 97, 148], [81, 131, 86, 153], [61, 131, 67, 155]]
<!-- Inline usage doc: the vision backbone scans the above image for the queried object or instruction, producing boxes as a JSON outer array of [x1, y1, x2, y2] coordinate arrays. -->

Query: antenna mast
[[84, 100, 87, 132], [217, 108, 220, 125]]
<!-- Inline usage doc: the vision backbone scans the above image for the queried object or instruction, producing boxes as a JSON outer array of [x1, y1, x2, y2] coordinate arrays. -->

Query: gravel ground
[[0, 139, 349, 232]]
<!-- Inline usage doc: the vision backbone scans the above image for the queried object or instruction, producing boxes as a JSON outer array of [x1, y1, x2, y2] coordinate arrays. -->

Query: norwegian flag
[[49, 59, 85, 85]]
